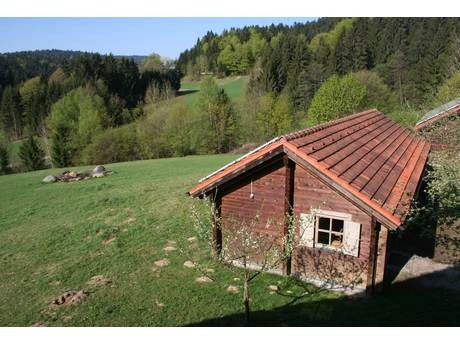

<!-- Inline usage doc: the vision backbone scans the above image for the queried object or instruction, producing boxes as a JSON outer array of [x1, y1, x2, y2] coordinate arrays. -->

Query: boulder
[[42, 175, 56, 183], [93, 165, 106, 174]]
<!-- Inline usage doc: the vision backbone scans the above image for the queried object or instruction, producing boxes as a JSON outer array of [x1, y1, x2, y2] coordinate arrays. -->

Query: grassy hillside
[[179, 76, 248, 108], [1, 155, 460, 326]]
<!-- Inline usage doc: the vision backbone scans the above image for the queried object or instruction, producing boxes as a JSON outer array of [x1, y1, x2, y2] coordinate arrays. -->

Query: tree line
[[0, 51, 181, 172], [178, 18, 460, 109]]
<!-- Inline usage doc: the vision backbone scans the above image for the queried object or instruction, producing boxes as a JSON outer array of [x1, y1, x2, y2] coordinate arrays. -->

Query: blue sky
[[0, 18, 316, 58]]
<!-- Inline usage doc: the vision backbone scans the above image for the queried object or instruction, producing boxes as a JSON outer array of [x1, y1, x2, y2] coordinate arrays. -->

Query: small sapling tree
[[185, 194, 303, 325]]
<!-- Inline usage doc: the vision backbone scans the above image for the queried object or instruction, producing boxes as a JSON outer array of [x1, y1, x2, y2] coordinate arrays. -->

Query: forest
[[1, 18, 460, 174]]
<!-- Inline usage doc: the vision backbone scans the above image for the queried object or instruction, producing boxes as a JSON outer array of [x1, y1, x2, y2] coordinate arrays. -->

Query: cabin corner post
[[210, 190, 222, 257], [374, 225, 389, 292], [366, 220, 390, 294], [366, 217, 379, 295], [283, 155, 295, 276]]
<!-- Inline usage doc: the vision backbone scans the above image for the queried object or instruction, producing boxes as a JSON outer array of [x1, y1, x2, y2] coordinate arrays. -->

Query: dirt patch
[[61, 315, 73, 323], [205, 268, 214, 273], [102, 237, 116, 245], [163, 246, 176, 252], [86, 275, 112, 287], [154, 259, 170, 268], [48, 280, 61, 286], [51, 290, 89, 307], [227, 285, 240, 294], [187, 237, 197, 243], [123, 217, 135, 225], [196, 276, 213, 284], [183, 260, 195, 268], [31, 321, 48, 327]]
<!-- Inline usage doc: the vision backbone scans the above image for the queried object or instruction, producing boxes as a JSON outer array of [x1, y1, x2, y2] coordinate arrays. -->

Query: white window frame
[[313, 210, 352, 252]]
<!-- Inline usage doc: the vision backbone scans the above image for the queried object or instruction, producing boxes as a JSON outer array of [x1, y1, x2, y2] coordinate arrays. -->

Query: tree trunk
[[243, 270, 250, 326]]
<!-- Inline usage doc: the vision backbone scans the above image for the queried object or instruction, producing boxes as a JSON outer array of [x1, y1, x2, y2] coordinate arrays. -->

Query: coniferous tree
[[0, 85, 22, 140], [18, 136, 46, 171]]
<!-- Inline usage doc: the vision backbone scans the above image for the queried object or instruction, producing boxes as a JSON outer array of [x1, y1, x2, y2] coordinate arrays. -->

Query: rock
[[93, 165, 106, 174], [195, 276, 212, 284], [92, 172, 105, 178], [227, 285, 240, 294], [155, 300, 165, 308], [42, 175, 56, 183], [51, 290, 89, 307], [205, 268, 214, 273], [86, 275, 112, 287], [233, 277, 240, 281], [183, 260, 195, 268], [268, 285, 279, 291], [154, 259, 170, 268]]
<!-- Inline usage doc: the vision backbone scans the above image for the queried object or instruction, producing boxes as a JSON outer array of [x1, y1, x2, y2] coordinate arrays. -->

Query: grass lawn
[[179, 76, 248, 108], [1, 155, 460, 326]]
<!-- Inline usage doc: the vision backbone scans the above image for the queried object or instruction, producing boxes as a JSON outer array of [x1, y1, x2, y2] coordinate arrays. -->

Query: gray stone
[[93, 165, 106, 174], [92, 172, 105, 178], [42, 175, 56, 183]]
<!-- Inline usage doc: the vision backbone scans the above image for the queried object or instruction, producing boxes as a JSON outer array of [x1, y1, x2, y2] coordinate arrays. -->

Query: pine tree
[[18, 136, 46, 171], [0, 85, 23, 140]]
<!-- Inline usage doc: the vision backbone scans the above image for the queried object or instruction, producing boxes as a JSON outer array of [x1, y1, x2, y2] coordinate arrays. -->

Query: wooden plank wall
[[292, 165, 374, 289], [220, 158, 287, 245]]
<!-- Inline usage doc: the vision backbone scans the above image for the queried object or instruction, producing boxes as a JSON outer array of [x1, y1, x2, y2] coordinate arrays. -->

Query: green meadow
[[1, 155, 459, 326]]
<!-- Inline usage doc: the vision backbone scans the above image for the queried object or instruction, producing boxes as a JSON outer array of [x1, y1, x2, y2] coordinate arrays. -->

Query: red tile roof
[[188, 109, 431, 229]]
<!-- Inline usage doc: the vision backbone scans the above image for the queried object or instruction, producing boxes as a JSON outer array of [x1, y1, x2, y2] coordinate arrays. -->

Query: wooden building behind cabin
[[188, 109, 431, 293]]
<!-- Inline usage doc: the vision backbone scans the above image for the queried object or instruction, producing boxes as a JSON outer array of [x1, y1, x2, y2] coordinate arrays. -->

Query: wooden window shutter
[[343, 221, 361, 257], [300, 213, 315, 247]]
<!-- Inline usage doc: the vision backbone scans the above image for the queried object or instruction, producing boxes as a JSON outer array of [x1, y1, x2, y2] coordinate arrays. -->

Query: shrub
[[82, 125, 141, 165], [308, 74, 367, 125]]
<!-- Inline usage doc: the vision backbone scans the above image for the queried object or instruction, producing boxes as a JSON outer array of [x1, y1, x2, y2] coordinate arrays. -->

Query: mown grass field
[[179, 76, 248, 108], [1, 155, 460, 327]]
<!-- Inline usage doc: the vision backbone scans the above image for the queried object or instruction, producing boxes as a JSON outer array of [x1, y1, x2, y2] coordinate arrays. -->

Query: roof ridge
[[282, 109, 379, 141]]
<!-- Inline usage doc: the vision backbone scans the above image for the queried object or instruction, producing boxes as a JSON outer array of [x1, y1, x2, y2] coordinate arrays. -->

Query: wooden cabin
[[188, 109, 431, 293]]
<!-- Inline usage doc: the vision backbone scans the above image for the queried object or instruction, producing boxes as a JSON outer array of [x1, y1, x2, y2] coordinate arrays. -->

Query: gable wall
[[220, 158, 286, 244], [293, 165, 374, 289]]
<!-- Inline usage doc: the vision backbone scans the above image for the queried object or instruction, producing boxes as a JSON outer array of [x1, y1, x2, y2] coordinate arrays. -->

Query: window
[[315, 216, 344, 249], [299, 210, 361, 257]]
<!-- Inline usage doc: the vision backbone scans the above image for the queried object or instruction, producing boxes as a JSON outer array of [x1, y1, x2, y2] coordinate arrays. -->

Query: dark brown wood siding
[[220, 159, 286, 244], [292, 165, 373, 289]]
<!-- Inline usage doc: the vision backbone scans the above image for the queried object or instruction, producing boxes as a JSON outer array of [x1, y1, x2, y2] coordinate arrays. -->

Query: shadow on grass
[[177, 89, 199, 97], [186, 269, 460, 327]]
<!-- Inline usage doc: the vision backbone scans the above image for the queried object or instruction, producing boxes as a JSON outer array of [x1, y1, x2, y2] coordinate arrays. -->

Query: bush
[[82, 125, 141, 165], [18, 137, 46, 171], [308, 74, 367, 125]]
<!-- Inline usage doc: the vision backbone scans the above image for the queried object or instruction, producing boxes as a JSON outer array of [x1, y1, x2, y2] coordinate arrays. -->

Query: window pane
[[331, 234, 343, 248], [318, 217, 330, 230], [332, 219, 344, 232], [317, 231, 329, 245]]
